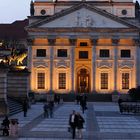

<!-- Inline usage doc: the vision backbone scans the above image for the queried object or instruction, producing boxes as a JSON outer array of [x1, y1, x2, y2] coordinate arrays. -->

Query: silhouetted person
[[49, 101, 54, 118], [43, 103, 49, 118], [2, 116, 10, 136], [69, 110, 77, 139], [23, 100, 28, 117]]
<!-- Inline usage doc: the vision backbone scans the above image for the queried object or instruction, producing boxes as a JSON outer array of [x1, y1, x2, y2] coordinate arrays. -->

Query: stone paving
[[0, 102, 140, 140]]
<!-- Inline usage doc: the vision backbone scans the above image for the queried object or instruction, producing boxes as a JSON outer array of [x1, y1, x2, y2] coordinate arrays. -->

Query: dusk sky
[[0, 0, 139, 23]]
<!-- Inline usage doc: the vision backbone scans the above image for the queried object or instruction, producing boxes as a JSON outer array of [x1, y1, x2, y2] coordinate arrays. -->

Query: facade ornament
[[48, 38, 56, 45], [133, 39, 140, 46], [27, 38, 34, 45], [91, 39, 98, 45], [112, 38, 119, 45], [69, 38, 76, 45], [30, 0, 35, 16]]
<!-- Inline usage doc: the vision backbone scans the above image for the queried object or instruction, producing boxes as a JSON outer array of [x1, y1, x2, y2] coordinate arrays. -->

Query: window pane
[[37, 73, 45, 89], [121, 50, 131, 58], [100, 49, 109, 57], [36, 49, 46, 57], [57, 49, 67, 57], [79, 51, 88, 59], [101, 73, 108, 89], [59, 73, 66, 89], [122, 73, 129, 89], [80, 42, 88, 46]]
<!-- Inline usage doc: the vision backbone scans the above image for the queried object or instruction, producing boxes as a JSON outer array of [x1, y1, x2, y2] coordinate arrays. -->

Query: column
[[91, 38, 98, 93], [133, 39, 140, 87], [48, 38, 56, 93], [69, 39, 76, 93], [112, 38, 119, 92]]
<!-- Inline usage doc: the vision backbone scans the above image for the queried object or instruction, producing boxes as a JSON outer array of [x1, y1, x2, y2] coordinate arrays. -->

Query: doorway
[[77, 68, 90, 93]]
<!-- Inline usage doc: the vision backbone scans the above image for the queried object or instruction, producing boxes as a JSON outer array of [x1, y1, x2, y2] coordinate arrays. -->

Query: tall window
[[57, 49, 67, 57], [37, 73, 45, 89], [121, 50, 131, 58], [122, 73, 129, 89], [79, 51, 88, 59], [59, 73, 66, 89], [36, 49, 46, 57], [100, 49, 110, 57], [101, 73, 108, 89]]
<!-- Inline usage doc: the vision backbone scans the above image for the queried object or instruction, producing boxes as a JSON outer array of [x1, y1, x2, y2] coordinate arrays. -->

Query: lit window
[[101, 73, 108, 89], [59, 73, 66, 89], [36, 49, 46, 57], [100, 49, 110, 57], [121, 50, 131, 58], [57, 49, 67, 57], [79, 51, 88, 59], [122, 73, 129, 89], [37, 73, 45, 89]]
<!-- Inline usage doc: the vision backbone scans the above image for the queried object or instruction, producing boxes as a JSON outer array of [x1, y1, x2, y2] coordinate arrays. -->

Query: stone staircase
[[7, 97, 23, 116]]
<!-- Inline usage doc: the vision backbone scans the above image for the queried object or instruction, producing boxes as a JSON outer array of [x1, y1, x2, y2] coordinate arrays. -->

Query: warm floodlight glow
[[15, 66, 26, 70]]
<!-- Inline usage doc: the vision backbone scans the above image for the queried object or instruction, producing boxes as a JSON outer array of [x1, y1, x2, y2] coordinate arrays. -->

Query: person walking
[[49, 101, 54, 118], [1, 116, 10, 136], [80, 98, 86, 114], [69, 110, 77, 139], [23, 100, 28, 117], [43, 103, 49, 118], [76, 112, 85, 139], [9, 119, 19, 137]]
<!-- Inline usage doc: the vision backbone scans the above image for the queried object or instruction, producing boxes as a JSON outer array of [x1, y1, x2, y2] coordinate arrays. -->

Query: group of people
[[43, 101, 54, 118], [76, 94, 87, 114], [1, 116, 18, 137], [69, 110, 85, 139]]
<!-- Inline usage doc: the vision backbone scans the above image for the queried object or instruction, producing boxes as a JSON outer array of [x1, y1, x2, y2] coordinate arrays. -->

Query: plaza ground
[[1, 102, 140, 140]]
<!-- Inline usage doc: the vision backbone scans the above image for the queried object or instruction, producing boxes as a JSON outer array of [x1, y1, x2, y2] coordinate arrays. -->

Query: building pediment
[[27, 3, 139, 30]]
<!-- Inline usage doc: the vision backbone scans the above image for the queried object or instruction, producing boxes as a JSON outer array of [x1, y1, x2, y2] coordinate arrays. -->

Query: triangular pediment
[[28, 3, 139, 29]]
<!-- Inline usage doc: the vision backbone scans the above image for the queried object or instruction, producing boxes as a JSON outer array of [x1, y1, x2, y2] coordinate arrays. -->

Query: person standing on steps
[[23, 99, 28, 117], [1, 116, 10, 136], [76, 112, 85, 139], [69, 110, 78, 139]]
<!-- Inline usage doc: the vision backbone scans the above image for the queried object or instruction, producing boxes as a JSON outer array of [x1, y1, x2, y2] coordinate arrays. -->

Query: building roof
[[0, 19, 28, 40]]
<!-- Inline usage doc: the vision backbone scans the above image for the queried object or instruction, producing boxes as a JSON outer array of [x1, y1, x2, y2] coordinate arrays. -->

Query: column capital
[[133, 39, 140, 46], [112, 38, 119, 45], [91, 39, 98, 45], [48, 38, 56, 45], [69, 38, 77, 45], [27, 38, 34, 45]]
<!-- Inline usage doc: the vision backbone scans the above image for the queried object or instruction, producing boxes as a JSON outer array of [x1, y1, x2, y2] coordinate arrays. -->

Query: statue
[[30, 0, 34, 16], [135, 0, 140, 18]]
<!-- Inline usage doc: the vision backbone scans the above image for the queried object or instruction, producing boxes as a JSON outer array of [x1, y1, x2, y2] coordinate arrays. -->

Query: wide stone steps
[[7, 97, 23, 116]]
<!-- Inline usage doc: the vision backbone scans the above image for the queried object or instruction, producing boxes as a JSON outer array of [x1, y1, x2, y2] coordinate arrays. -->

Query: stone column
[[48, 38, 56, 93], [69, 39, 76, 93], [112, 38, 119, 92], [91, 38, 98, 93], [0, 67, 9, 116], [134, 39, 140, 87], [27, 38, 34, 91]]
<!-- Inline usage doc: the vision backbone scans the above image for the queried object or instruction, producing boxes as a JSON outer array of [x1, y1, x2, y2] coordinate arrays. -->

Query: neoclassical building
[[26, 0, 140, 94]]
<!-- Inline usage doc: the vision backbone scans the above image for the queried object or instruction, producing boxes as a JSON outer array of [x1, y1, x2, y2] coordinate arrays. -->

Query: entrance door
[[77, 69, 90, 93]]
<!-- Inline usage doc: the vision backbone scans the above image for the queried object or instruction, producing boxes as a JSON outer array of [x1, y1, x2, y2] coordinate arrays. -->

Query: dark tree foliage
[[128, 86, 140, 101]]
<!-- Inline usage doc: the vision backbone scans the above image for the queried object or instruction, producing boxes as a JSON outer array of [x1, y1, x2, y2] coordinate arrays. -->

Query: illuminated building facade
[[26, 0, 140, 94]]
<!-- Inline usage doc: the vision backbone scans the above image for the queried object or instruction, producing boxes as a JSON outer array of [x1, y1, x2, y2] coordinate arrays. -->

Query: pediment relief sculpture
[[118, 61, 134, 68], [97, 61, 112, 68], [55, 61, 70, 68], [33, 61, 48, 67]]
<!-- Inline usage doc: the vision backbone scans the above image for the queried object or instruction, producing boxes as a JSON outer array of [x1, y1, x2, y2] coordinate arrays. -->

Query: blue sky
[[0, 0, 139, 23]]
